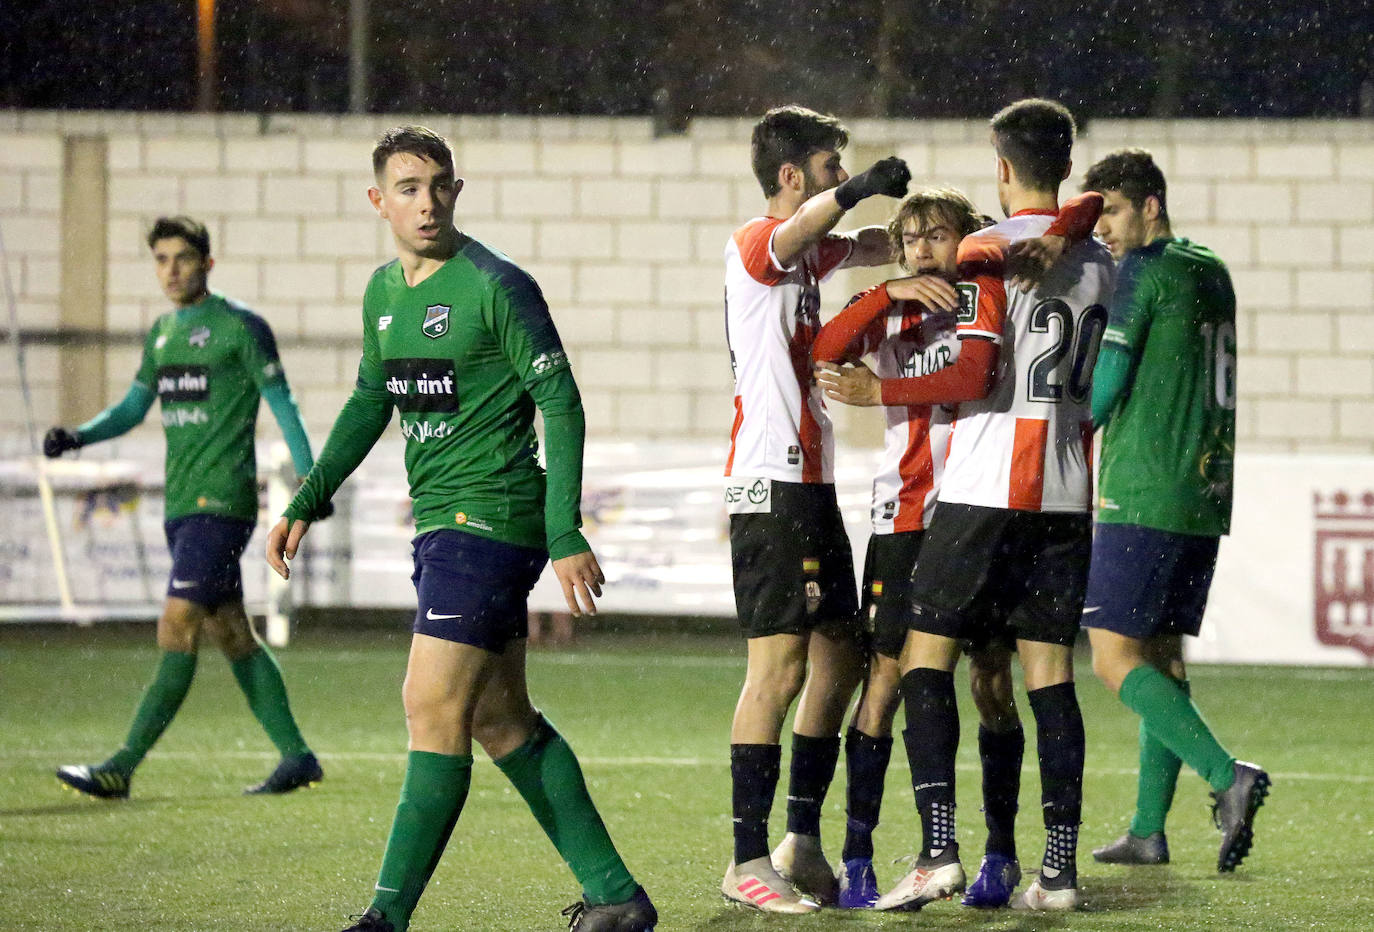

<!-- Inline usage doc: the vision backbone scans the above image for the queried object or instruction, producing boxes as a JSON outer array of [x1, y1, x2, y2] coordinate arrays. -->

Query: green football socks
[[1129, 680, 1187, 837], [108, 650, 198, 776], [230, 646, 310, 758], [370, 751, 473, 931], [1119, 665, 1235, 794], [494, 716, 638, 906]]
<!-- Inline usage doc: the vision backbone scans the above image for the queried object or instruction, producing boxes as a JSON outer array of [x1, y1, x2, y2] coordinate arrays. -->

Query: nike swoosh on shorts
[[426, 609, 463, 621]]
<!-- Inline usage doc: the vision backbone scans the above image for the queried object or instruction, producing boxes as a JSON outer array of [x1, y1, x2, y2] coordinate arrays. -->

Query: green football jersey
[[1096, 238, 1236, 536], [286, 234, 588, 557], [134, 292, 287, 521]]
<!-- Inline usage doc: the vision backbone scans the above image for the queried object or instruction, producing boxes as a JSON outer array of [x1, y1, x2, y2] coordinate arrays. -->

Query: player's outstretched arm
[[552, 549, 605, 617], [773, 157, 911, 269], [266, 516, 311, 580]]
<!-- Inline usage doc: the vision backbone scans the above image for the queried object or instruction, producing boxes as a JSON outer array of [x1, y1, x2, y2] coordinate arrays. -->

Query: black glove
[[834, 156, 911, 210], [43, 426, 82, 458]]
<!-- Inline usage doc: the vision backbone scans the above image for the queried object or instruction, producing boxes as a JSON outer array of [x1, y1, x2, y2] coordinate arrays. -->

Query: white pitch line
[[6, 748, 1372, 782]]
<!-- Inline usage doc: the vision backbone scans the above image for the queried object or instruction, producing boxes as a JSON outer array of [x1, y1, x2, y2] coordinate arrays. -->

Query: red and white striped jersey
[[939, 210, 1115, 513], [815, 286, 959, 533], [724, 216, 855, 484], [868, 306, 959, 533]]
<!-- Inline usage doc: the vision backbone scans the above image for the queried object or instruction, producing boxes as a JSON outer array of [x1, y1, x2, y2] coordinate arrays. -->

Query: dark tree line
[[3, 0, 1370, 120]]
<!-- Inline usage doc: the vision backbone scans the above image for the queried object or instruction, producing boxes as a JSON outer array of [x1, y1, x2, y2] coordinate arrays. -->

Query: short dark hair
[[1083, 148, 1169, 221], [751, 105, 849, 198], [147, 215, 210, 257], [372, 124, 455, 180], [887, 188, 984, 270], [990, 98, 1077, 192]]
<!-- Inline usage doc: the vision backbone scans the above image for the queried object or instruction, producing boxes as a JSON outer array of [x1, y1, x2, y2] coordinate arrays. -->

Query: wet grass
[[1, 625, 1371, 930]]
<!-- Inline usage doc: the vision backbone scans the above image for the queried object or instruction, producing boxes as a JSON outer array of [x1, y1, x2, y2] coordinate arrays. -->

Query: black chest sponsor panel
[[383, 358, 460, 413], [156, 365, 211, 403]]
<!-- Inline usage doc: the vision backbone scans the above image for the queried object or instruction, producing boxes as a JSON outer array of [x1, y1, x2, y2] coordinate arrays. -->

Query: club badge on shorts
[[422, 304, 451, 339], [803, 557, 821, 614]]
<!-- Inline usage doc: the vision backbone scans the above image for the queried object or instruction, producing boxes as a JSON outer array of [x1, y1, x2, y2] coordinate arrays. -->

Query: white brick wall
[[0, 113, 1370, 451]]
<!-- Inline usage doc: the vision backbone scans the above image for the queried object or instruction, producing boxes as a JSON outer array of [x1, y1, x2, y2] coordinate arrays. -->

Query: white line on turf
[[9, 748, 1372, 782]]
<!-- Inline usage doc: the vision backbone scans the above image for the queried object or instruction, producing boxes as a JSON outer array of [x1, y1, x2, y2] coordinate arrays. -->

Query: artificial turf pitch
[[2, 624, 1371, 931]]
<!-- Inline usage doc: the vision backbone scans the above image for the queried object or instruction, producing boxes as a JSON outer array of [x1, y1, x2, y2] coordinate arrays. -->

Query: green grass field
[[2, 624, 1372, 931]]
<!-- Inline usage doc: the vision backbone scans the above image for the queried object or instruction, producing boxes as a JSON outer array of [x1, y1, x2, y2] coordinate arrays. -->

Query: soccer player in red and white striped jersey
[[720, 104, 913, 913], [862, 100, 1114, 914], [813, 186, 1103, 909]]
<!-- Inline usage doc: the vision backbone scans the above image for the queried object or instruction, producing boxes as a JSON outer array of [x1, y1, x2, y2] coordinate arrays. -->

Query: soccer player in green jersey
[[1080, 149, 1270, 873], [44, 215, 323, 799], [266, 126, 654, 932]]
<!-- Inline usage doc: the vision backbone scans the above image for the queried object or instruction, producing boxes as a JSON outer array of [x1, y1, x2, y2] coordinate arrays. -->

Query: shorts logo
[[725, 478, 771, 515], [804, 580, 822, 614], [425, 608, 463, 621], [422, 304, 451, 339], [1314, 490, 1374, 660], [955, 282, 979, 325], [171, 579, 197, 589], [188, 326, 211, 348]]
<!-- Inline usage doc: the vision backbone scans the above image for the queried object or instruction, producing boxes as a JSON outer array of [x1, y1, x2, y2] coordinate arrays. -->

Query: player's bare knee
[[157, 599, 205, 652]]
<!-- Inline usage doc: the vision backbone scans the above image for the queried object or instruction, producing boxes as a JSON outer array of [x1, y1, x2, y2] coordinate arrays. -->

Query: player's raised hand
[[552, 549, 605, 617], [886, 275, 959, 312], [266, 516, 312, 580], [1006, 233, 1067, 291], [835, 156, 911, 209], [816, 360, 883, 407], [42, 426, 82, 458]]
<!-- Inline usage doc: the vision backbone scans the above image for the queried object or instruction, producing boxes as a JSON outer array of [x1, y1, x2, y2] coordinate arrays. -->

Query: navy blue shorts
[[411, 529, 548, 652], [1081, 523, 1220, 639], [163, 514, 255, 608]]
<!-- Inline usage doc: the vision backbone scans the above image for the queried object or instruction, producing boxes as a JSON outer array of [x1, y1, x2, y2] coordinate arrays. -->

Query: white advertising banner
[[4, 447, 1372, 668], [1191, 454, 1374, 668]]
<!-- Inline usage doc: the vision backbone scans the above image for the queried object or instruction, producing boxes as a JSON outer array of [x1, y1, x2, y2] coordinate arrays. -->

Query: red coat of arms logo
[[1313, 490, 1374, 662]]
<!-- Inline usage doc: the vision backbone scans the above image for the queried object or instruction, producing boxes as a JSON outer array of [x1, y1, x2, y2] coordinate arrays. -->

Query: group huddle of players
[[40, 102, 1265, 931], [719, 99, 1266, 915]]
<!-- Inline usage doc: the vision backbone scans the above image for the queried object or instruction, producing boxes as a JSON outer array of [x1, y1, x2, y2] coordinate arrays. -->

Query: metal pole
[[349, 0, 369, 113], [197, 0, 217, 111]]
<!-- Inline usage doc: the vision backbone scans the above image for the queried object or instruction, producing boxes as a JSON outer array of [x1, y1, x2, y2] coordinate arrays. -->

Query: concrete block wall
[[0, 110, 1371, 457]]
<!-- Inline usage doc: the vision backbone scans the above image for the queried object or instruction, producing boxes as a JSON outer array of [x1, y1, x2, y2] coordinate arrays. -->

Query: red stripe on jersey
[[732, 218, 788, 286], [788, 320, 823, 482], [725, 395, 744, 476], [894, 409, 935, 532], [1008, 418, 1048, 511]]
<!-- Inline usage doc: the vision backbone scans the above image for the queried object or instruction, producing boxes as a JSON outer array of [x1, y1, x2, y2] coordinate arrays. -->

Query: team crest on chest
[[422, 304, 451, 339], [188, 326, 211, 348]]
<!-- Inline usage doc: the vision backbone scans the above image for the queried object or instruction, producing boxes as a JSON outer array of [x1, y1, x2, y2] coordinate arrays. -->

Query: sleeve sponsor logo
[[422, 304, 451, 339], [378, 315, 393, 331], [955, 282, 979, 325], [531, 349, 568, 375], [156, 365, 210, 403], [383, 358, 459, 413]]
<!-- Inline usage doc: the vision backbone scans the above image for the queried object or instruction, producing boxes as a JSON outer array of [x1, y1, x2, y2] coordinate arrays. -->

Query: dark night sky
[[2, 1, 1371, 118]]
